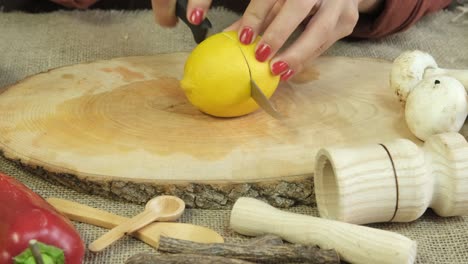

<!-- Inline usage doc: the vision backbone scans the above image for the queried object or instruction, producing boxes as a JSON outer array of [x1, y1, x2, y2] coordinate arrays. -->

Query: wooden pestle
[[229, 197, 417, 264], [314, 132, 468, 225]]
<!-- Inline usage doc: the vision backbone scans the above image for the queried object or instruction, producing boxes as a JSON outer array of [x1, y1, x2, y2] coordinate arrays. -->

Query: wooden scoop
[[46, 198, 224, 249], [88, 195, 185, 252]]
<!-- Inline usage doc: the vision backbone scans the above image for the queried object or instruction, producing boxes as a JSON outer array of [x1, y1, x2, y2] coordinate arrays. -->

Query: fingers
[[260, 0, 286, 34], [273, 1, 358, 81], [151, 0, 212, 27], [226, 0, 359, 83], [187, 0, 213, 25], [223, 1, 281, 33], [152, 0, 178, 27], [223, 19, 241, 32], [272, 6, 338, 80], [236, 0, 277, 45], [254, 0, 318, 63], [278, 40, 335, 81]]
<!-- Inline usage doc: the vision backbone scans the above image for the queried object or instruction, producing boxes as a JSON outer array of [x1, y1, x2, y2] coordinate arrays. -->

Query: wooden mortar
[[314, 132, 468, 224]]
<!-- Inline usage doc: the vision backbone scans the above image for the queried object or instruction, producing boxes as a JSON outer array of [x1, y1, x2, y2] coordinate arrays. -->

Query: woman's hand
[[225, 0, 365, 81], [50, 0, 99, 9], [151, 0, 213, 27]]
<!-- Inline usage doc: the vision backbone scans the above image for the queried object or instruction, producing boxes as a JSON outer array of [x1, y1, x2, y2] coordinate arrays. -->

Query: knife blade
[[232, 37, 282, 119], [237, 47, 283, 119], [250, 79, 283, 119], [175, 0, 212, 44]]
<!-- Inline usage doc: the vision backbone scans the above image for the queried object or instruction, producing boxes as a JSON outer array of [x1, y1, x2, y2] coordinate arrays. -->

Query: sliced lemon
[[180, 31, 280, 117]]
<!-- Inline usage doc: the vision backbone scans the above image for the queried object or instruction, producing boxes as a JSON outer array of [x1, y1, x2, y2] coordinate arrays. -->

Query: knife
[[250, 79, 283, 119], [238, 48, 283, 119], [176, 0, 281, 119], [175, 0, 212, 44]]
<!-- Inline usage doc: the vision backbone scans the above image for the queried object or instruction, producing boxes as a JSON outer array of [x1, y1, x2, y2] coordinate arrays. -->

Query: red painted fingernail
[[281, 69, 295, 81], [255, 44, 271, 62], [271, 61, 289, 75], [239, 27, 254, 45], [190, 8, 204, 25]]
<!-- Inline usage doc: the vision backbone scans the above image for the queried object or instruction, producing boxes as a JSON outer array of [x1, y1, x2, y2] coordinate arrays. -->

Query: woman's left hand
[[225, 0, 360, 81], [49, 0, 99, 9]]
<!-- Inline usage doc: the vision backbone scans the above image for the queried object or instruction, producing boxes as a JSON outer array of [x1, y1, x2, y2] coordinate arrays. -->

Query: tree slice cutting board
[[0, 53, 419, 209]]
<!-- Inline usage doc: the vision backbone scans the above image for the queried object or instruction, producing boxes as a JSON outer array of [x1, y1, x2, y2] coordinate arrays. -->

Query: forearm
[[358, 0, 384, 14], [351, 0, 452, 39]]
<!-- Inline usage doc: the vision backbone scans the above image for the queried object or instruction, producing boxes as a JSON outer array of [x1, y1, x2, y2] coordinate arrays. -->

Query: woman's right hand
[[151, 0, 213, 27]]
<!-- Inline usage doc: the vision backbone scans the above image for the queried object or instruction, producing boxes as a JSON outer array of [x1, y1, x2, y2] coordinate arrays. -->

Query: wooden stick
[[157, 235, 340, 264], [125, 253, 255, 264], [243, 234, 284, 246]]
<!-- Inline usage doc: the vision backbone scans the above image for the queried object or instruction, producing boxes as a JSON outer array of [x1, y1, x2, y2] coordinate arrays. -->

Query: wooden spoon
[[88, 195, 185, 252], [46, 198, 224, 248]]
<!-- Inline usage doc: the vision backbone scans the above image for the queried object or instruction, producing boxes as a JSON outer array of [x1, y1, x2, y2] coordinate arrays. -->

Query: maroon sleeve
[[350, 0, 452, 39]]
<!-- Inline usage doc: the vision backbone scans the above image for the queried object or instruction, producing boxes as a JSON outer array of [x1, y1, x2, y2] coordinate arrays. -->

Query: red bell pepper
[[0, 172, 85, 264]]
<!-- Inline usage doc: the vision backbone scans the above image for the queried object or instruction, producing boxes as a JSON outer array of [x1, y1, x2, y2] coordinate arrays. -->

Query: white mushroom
[[405, 76, 468, 141], [390, 50, 438, 104], [390, 50, 468, 104]]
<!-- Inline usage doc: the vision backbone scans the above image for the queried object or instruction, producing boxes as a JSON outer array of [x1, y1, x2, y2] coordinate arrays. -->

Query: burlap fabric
[[1, 5, 468, 263]]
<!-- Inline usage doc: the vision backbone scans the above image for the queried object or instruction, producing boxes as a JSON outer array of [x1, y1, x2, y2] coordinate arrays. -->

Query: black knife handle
[[175, 0, 212, 44]]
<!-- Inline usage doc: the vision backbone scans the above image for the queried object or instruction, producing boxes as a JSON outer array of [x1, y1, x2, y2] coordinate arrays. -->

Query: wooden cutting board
[[0, 53, 419, 209]]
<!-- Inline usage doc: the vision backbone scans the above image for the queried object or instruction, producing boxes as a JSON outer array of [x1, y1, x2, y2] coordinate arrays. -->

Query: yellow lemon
[[180, 31, 280, 117]]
